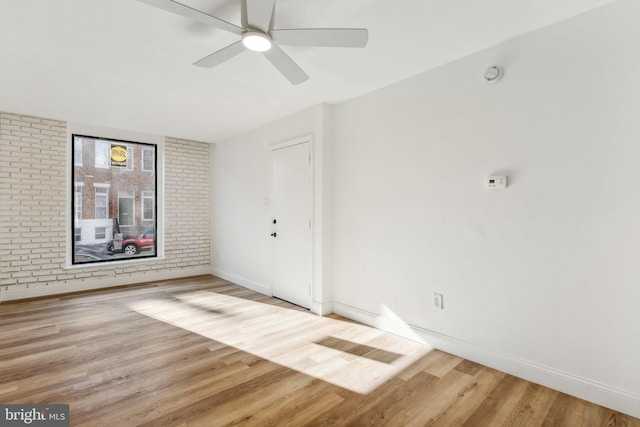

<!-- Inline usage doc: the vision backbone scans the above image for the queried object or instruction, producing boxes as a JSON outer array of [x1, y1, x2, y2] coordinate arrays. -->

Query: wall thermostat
[[483, 65, 504, 84], [486, 175, 507, 189]]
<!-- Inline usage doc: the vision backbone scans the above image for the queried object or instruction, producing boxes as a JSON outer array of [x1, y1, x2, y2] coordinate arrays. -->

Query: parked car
[[108, 228, 155, 256]]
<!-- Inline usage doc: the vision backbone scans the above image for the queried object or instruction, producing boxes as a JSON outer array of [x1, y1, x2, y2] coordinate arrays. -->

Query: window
[[95, 186, 109, 219], [95, 140, 110, 168], [143, 191, 154, 220], [74, 184, 83, 221], [72, 134, 157, 265], [142, 148, 154, 172], [123, 146, 133, 170], [95, 227, 106, 240], [74, 139, 83, 166]]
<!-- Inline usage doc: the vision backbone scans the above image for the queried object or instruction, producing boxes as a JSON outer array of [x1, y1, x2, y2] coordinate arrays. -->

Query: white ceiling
[[0, 0, 614, 143]]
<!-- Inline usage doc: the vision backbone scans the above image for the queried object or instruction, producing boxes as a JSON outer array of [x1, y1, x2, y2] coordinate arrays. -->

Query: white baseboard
[[211, 268, 272, 296], [211, 269, 331, 315], [312, 300, 333, 316], [332, 301, 640, 419], [0, 267, 212, 302]]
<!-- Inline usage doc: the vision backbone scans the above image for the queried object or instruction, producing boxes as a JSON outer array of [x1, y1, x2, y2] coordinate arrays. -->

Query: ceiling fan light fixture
[[242, 31, 272, 52]]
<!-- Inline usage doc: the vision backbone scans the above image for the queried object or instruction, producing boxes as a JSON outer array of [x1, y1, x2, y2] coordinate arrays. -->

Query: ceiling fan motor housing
[[242, 30, 273, 52]]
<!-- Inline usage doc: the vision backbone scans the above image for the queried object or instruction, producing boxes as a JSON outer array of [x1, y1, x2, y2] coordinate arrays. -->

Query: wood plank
[[426, 367, 506, 426], [461, 374, 531, 426], [0, 275, 637, 426]]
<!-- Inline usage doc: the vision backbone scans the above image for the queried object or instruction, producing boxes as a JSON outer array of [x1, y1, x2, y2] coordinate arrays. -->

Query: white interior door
[[271, 140, 312, 308]]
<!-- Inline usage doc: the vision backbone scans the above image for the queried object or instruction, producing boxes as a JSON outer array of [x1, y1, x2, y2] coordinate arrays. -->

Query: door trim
[[271, 135, 313, 152]]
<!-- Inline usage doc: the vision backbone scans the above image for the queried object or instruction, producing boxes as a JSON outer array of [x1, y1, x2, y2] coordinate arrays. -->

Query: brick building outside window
[[72, 134, 157, 264]]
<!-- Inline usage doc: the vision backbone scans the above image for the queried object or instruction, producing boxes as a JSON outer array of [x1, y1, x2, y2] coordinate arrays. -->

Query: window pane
[[74, 140, 83, 166], [95, 227, 106, 239], [143, 149, 154, 171], [95, 187, 108, 219], [95, 140, 109, 168], [72, 135, 157, 265], [125, 146, 133, 170], [143, 191, 154, 220], [74, 185, 82, 220]]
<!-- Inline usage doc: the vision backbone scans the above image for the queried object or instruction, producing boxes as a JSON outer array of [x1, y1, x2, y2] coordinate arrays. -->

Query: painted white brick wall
[[0, 112, 211, 300], [164, 137, 211, 270], [0, 112, 66, 291]]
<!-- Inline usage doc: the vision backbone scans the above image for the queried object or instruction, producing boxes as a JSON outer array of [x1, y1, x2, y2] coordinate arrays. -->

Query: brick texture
[[0, 112, 211, 296], [164, 137, 211, 270]]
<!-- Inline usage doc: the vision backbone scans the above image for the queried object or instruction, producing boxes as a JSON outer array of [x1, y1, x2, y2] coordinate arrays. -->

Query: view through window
[[72, 134, 157, 264]]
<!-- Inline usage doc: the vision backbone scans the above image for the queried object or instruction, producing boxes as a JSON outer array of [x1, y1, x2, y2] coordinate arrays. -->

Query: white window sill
[[65, 255, 166, 270]]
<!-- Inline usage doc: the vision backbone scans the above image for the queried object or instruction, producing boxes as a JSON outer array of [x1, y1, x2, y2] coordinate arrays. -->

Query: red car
[[109, 228, 155, 255]]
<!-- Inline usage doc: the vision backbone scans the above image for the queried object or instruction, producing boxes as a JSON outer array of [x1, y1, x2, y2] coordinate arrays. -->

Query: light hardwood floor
[[0, 275, 637, 426]]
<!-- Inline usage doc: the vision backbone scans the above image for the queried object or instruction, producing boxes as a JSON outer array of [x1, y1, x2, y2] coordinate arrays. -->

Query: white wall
[[332, 0, 640, 417], [209, 0, 639, 416], [211, 104, 334, 314]]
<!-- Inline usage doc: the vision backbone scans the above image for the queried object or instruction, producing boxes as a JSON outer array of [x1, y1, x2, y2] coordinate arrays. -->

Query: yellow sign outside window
[[110, 144, 128, 168]]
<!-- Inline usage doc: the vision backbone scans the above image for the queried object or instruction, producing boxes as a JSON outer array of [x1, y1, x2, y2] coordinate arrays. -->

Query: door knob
[[271, 232, 277, 237]]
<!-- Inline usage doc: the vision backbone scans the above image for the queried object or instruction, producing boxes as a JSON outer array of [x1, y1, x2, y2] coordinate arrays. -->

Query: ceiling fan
[[138, 0, 369, 84]]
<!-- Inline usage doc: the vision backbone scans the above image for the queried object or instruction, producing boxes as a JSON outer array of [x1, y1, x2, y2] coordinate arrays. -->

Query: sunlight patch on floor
[[128, 291, 431, 394]]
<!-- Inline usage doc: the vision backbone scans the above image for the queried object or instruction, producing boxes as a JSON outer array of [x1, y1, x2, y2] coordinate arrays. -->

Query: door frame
[[269, 135, 314, 308]]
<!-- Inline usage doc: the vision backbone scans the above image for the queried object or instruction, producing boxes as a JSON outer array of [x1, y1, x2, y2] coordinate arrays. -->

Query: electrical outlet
[[433, 293, 444, 310]]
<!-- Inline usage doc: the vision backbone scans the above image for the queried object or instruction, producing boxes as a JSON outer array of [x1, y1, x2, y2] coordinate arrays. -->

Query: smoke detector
[[483, 65, 504, 84]]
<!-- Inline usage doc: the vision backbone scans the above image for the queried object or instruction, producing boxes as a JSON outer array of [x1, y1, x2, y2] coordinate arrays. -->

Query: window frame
[[71, 133, 158, 266]]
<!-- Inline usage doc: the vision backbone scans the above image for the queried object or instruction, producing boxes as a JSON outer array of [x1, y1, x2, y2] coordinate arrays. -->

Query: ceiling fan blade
[[245, 0, 275, 33], [138, 0, 243, 35], [270, 28, 368, 48], [193, 41, 245, 68], [262, 45, 309, 85]]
